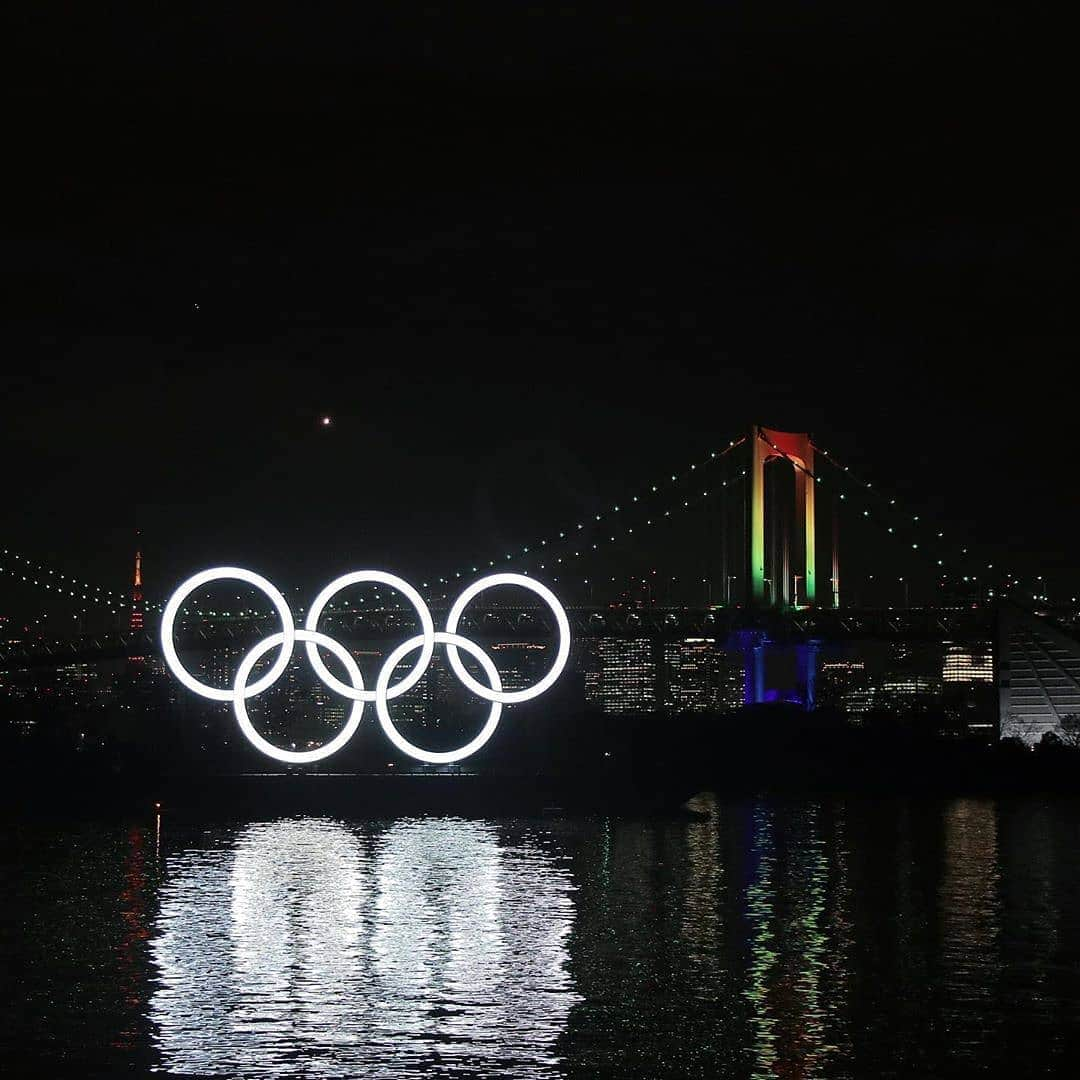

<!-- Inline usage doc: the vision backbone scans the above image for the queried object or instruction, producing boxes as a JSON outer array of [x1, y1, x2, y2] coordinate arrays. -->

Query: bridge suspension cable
[[808, 441, 1025, 599], [7, 430, 1037, 621], [421, 435, 749, 599], [0, 548, 155, 615], [744, 426, 1034, 607]]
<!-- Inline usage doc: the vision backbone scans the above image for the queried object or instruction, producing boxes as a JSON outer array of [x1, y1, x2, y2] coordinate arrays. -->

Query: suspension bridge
[[2, 425, 1077, 744]]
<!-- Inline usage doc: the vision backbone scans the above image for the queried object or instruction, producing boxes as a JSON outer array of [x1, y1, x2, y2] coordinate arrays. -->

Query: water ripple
[[149, 817, 580, 1077]]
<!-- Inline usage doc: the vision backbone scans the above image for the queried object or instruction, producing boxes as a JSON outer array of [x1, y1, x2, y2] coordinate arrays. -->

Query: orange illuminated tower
[[130, 535, 144, 632]]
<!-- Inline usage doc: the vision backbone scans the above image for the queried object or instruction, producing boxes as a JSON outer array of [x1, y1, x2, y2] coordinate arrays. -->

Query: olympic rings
[[234, 629, 365, 764], [445, 573, 571, 704], [161, 567, 295, 702], [304, 571, 434, 702], [160, 568, 570, 764], [376, 632, 502, 764]]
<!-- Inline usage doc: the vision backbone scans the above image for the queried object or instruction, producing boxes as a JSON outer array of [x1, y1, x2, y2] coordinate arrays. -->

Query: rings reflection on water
[[149, 818, 580, 1078]]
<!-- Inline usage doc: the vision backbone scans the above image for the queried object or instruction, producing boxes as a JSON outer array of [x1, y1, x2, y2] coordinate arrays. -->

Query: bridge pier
[[738, 632, 768, 705], [797, 641, 820, 711]]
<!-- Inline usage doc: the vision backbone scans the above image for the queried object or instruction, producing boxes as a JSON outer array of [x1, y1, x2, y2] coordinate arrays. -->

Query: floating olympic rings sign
[[160, 569, 571, 765]]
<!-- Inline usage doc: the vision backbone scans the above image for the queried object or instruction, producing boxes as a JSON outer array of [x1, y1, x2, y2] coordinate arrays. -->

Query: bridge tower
[[748, 426, 816, 608], [129, 534, 144, 633]]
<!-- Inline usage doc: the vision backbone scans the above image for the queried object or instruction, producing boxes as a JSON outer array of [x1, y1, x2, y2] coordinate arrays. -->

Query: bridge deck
[[0, 605, 998, 671]]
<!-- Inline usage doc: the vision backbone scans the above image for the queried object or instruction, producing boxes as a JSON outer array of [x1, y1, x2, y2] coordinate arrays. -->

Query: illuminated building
[[588, 638, 657, 713], [489, 642, 551, 693], [583, 666, 600, 704], [576, 637, 601, 704], [942, 643, 993, 683], [941, 641, 996, 740], [661, 638, 745, 713], [999, 613, 1080, 743], [714, 649, 746, 711], [662, 638, 713, 711], [878, 674, 943, 713], [818, 660, 872, 715], [583, 637, 744, 714], [820, 650, 945, 719]]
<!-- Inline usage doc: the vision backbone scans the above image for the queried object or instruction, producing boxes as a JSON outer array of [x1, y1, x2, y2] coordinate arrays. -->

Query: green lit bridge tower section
[[748, 425, 816, 608]]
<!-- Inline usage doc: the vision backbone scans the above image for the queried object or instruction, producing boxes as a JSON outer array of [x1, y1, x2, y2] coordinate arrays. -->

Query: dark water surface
[[3, 795, 1080, 1078]]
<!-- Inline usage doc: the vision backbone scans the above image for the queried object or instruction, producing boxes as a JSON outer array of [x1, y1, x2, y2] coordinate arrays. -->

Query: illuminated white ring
[[376, 631, 502, 764], [161, 567, 295, 702], [303, 571, 435, 701], [444, 573, 571, 704], [233, 629, 365, 764]]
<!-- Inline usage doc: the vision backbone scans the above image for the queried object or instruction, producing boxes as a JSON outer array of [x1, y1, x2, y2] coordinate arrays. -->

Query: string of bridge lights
[[2, 430, 1059, 620], [418, 423, 1014, 606], [0, 546, 406, 623], [420, 435, 750, 599], [800, 439, 1031, 598], [173, 587, 398, 620], [0, 550, 140, 616], [5, 430, 962, 618], [755, 432, 991, 589]]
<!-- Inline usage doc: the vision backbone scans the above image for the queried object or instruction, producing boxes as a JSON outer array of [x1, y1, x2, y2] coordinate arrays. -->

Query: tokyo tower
[[130, 534, 144, 633]]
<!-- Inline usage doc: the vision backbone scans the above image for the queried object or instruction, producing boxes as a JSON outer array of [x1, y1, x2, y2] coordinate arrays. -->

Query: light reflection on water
[[741, 803, 845, 1078], [4, 797, 1080, 1077], [149, 818, 579, 1078]]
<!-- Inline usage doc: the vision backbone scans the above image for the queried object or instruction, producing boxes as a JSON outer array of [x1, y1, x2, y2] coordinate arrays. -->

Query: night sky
[[4, 10, 1072, 615]]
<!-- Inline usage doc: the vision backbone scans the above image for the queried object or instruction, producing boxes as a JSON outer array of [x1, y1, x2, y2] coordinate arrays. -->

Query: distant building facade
[[581, 636, 744, 715]]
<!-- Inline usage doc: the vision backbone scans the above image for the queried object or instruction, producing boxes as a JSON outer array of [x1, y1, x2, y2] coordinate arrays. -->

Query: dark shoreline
[[5, 705, 1078, 818], [4, 754, 1078, 822]]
